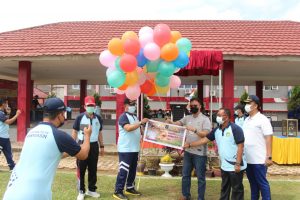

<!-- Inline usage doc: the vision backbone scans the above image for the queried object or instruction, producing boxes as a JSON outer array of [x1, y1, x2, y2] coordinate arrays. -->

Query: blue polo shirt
[[3, 122, 81, 200], [206, 122, 247, 172], [118, 112, 140, 152], [0, 110, 9, 138], [73, 113, 103, 142]]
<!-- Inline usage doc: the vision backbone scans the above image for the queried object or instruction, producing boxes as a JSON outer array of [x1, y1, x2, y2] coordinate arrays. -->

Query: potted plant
[[159, 147, 175, 177], [137, 159, 146, 176], [145, 156, 160, 176]]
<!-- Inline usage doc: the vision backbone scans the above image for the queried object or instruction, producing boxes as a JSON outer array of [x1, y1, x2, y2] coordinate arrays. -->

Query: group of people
[[1, 94, 273, 200]]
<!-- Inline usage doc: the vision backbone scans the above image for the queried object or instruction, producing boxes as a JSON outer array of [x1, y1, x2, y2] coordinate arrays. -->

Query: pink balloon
[[125, 84, 141, 100], [116, 89, 125, 95], [137, 70, 147, 85], [139, 33, 153, 48], [99, 50, 117, 68], [170, 75, 181, 89], [144, 43, 160, 61], [139, 26, 153, 37], [153, 24, 171, 47]]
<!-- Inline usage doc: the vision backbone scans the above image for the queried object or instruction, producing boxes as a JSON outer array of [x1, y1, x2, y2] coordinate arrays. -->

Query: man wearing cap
[[243, 95, 273, 200], [234, 104, 246, 128], [0, 98, 21, 171], [72, 96, 104, 200], [113, 98, 149, 200], [3, 97, 92, 200]]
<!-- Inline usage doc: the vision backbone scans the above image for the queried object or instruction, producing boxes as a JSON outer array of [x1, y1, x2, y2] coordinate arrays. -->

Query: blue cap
[[244, 95, 260, 106], [43, 98, 66, 112]]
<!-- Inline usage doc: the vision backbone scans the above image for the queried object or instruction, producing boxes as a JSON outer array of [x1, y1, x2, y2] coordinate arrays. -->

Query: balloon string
[[154, 85, 167, 111], [137, 132, 145, 190]]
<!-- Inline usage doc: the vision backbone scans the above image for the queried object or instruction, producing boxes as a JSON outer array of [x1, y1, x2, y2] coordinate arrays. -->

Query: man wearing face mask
[[243, 95, 273, 200], [167, 97, 211, 200], [234, 104, 246, 128], [3, 98, 92, 200], [184, 108, 246, 200], [72, 96, 104, 200], [113, 98, 149, 200]]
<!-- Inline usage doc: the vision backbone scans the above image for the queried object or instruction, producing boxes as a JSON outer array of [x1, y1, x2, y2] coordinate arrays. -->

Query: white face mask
[[216, 116, 224, 125], [128, 106, 136, 114], [234, 110, 239, 115], [244, 104, 252, 113], [86, 106, 95, 114]]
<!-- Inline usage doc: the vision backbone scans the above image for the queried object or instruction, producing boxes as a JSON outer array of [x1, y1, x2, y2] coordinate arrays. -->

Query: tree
[[240, 90, 248, 105], [287, 86, 300, 111], [143, 96, 152, 118], [93, 93, 102, 107]]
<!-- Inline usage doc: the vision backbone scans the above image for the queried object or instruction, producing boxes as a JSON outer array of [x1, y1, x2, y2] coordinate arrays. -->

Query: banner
[[143, 120, 187, 150]]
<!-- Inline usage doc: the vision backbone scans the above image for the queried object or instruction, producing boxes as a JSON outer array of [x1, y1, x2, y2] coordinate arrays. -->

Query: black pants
[[0, 137, 15, 170], [220, 170, 244, 200], [115, 152, 139, 193], [76, 142, 99, 193]]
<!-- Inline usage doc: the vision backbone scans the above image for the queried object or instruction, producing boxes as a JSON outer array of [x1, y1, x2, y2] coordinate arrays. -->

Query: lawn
[[0, 171, 300, 200]]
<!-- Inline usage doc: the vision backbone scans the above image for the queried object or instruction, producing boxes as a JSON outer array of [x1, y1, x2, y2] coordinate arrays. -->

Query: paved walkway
[[1, 142, 300, 176]]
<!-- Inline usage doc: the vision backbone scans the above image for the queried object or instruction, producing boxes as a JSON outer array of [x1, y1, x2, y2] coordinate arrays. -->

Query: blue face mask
[[128, 106, 136, 114], [86, 106, 95, 114]]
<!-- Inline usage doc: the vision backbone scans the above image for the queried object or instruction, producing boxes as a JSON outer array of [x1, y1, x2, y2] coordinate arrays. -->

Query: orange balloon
[[170, 31, 182, 43], [160, 43, 179, 62], [147, 85, 156, 96], [122, 31, 138, 42], [156, 85, 170, 94], [108, 38, 124, 56], [118, 83, 128, 91], [125, 71, 138, 86], [140, 79, 152, 94]]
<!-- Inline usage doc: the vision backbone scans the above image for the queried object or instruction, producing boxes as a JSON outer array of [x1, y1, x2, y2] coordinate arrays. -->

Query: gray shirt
[[179, 113, 211, 156]]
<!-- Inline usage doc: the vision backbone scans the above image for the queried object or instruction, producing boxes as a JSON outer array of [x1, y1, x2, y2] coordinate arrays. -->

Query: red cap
[[84, 96, 95, 106]]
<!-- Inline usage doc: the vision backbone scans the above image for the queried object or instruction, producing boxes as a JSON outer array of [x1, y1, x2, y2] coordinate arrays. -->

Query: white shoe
[[77, 193, 85, 200], [86, 190, 100, 198]]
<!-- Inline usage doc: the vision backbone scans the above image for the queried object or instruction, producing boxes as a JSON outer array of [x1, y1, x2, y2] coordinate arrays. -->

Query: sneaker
[[76, 193, 85, 200], [113, 192, 128, 200], [86, 190, 100, 198], [125, 188, 142, 196]]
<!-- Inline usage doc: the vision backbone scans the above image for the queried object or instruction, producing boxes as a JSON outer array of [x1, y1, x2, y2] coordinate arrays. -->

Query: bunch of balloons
[[99, 24, 192, 100]]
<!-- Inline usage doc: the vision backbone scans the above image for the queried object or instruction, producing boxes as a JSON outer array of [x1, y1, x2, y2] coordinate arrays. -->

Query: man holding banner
[[167, 97, 211, 200], [113, 98, 149, 200]]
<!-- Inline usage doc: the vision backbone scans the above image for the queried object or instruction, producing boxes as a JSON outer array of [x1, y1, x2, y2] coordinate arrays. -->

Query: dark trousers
[[182, 151, 207, 200], [76, 142, 99, 193], [115, 152, 139, 193], [220, 170, 244, 200], [246, 164, 271, 200], [0, 137, 15, 170]]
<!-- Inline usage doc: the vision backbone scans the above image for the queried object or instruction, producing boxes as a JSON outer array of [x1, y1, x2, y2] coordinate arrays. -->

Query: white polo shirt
[[243, 112, 273, 164]]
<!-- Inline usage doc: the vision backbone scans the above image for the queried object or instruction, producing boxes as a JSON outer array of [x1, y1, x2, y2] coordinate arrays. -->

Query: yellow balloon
[[155, 85, 170, 94], [122, 31, 138, 42], [108, 38, 124, 56], [125, 71, 138, 86], [187, 51, 190, 57], [170, 31, 182, 43]]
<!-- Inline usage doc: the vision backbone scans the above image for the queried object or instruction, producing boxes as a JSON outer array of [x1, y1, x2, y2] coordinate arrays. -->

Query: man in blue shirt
[[113, 98, 148, 200], [0, 98, 21, 171], [3, 97, 92, 200], [72, 96, 104, 200], [184, 108, 246, 200]]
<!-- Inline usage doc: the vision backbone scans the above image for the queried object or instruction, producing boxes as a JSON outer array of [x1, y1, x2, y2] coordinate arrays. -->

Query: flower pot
[[159, 163, 175, 177], [137, 161, 146, 176]]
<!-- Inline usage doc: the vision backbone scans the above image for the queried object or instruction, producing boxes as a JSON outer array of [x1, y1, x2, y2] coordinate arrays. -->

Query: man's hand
[[183, 142, 190, 149], [16, 109, 21, 116], [234, 164, 241, 173], [265, 158, 273, 167], [185, 125, 196, 134], [165, 119, 173, 124], [83, 125, 92, 137], [100, 147, 105, 156], [140, 118, 149, 125]]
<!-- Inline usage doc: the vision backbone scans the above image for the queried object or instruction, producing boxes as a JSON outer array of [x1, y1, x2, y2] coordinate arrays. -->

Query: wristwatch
[[194, 129, 197, 134], [267, 156, 272, 160]]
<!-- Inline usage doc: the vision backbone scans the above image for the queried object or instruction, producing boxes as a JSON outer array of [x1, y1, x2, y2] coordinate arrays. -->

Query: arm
[[184, 137, 210, 148], [4, 110, 21, 125], [98, 131, 104, 156], [71, 129, 78, 140], [234, 143, 244, 173], [123, 118, 149, 132], [265, 135, 273, 166]]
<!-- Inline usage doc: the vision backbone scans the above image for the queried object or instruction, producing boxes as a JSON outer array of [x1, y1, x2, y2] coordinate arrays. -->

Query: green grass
[[0, 171, 300, 200]]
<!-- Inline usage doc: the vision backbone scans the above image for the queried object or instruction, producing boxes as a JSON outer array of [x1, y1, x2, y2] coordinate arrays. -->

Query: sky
[[1, 0, 300, 33]]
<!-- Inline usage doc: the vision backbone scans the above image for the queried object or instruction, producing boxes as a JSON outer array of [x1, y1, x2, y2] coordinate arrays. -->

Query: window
[[72, 85, 92, 90], [263, 85, 278, 91], [216, 85, 237, 90], [104, 85, 116, 94], [179, 84, 197, 90]]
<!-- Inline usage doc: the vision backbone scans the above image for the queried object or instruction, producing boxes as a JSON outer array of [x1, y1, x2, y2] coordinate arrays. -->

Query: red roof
[[0, 20, 300, 57]]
